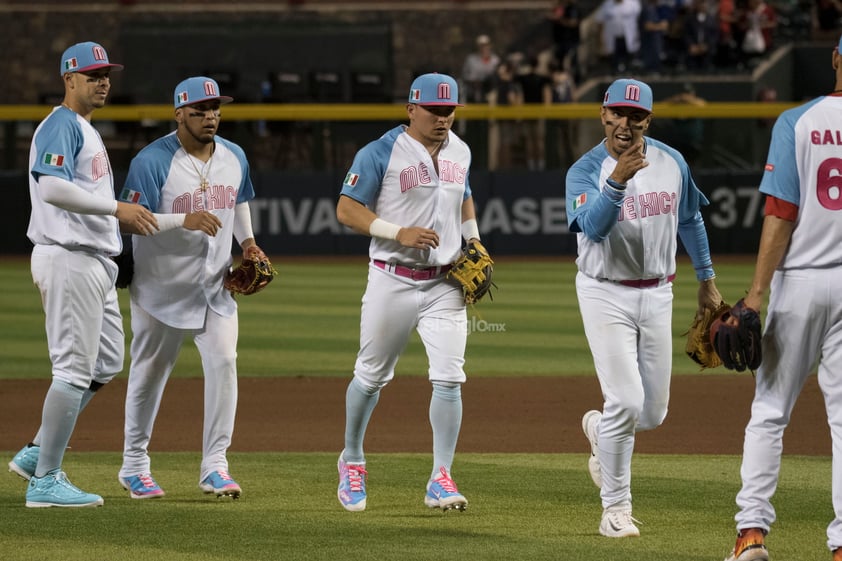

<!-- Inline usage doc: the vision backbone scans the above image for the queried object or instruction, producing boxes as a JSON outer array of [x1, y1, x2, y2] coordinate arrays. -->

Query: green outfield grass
[[0, 258, 756, 380], [0, 452, 832, 561]]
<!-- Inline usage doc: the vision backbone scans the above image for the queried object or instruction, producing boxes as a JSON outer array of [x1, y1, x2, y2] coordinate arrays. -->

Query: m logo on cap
[[437, 83, 452, 101], [624, 84, 641, 103], [92, 45, 107, 62], [204, 81, 218, 96]]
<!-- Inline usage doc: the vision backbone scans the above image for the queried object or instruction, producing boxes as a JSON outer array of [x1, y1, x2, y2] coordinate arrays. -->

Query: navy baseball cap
[[174, 76, 234, 109], [603, 78, 653, 113], [408, 73, 463, 106], [60, 42, 123, 76]]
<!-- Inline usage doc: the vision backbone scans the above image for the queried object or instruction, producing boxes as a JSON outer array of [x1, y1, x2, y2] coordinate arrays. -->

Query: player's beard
[[186, 124, 218, 145]]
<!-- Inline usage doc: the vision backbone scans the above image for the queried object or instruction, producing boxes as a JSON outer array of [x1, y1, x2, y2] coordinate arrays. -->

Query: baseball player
[[566, 78, 722, 537], [723, 35, 842, 561], [8, 41, 157, 508], [335, 72, 481, 512], [116, 76, 262, 500]]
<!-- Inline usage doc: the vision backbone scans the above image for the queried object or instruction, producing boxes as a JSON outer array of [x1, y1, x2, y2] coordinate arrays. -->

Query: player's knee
[[431, 380, 461, 401], [637, 404, 668, 431], [351, 375, 387, 395]]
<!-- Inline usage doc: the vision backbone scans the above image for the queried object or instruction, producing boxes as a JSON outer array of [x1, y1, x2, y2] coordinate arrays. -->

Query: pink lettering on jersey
[[175, 185, 238, 212], [439, 160, 466, 184], [400, 167, 419, 193], [419, 163, 431, 184], [639, 192, 660, 218], [618, 192, 676, 222], [811, 129, 842, 145], [91, 151, 109, 181], [765, 163, 775, 172], [618, 196, 637, 221], [173, 193, 191, 213]]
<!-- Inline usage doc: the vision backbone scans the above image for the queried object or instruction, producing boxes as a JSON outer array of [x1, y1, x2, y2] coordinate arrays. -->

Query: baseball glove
[[709, 298, 763, 372], [685, 300, 732, 369], [223, 245, 278, 296], [447, 240, 496, 305], [112, 235, 134, 289]]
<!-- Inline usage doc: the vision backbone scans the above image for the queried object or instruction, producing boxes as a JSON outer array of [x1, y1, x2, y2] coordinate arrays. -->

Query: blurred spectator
[[639, 0, 671, 74], [716, 0, 739, 66], [547, 0, 583, 81], [684, 0, 719, 71], [515, 57, 553, 171], [550, 65, 578, 169], [813, 0, 842, 40], [659, 83, 706, 166], [739, 0, 777, 58], [461, 34, 501, 104], [594, 0, 643, 73], [664, 1, 690, 70], [487, 61, 523, 171]]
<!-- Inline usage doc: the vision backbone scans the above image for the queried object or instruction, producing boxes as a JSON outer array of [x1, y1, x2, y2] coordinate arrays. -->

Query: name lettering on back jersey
[[171, 184, 238, 213], [618, 191, 677, 221], [811, 129, 842, 144], [399, 160, 466, 194]]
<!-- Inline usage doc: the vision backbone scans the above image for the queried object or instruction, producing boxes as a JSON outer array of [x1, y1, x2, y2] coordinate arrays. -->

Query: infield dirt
[[0, 375, 828, 455]]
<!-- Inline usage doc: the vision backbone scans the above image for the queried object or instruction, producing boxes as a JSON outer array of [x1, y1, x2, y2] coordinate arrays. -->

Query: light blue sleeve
[[758, 101, 819, 205], [30, 111, 81, 183], [218, 137, 255, 203], [566, 144, 624, 241], [121, 136, 178, 211], [656, 138, 715, 280], [339, 127, 400, 206]]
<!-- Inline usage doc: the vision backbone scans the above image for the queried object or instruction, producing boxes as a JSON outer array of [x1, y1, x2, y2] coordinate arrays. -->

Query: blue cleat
[[119, 473, 165, 499], [337, 455, 367, 512], [9, 444, 40, 481], [26, 470, 103, 508], [199, 470, 241, 499], [424, 467, 467, 511]]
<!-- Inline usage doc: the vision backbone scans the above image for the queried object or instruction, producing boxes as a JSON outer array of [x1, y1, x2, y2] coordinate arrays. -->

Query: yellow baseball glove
[[447, 240, 496, 305], [685, 300, 732, 369]]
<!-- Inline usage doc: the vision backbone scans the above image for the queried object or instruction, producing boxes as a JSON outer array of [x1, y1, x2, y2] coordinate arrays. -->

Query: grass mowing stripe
[[0, 452, 829, 561], [0, 259, 757, 379]]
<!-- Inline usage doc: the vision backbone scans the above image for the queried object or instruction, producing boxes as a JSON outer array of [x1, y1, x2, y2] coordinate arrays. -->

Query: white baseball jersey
[[120, 132, 255, 329], [340, 125, 472, 267], [566, 137, 710, 281], [759, 95, 842, 270], [28, 106, 121, 255]]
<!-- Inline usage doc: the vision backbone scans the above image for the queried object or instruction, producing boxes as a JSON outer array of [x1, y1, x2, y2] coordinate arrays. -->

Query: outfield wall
[[0, 169, 763, 256]]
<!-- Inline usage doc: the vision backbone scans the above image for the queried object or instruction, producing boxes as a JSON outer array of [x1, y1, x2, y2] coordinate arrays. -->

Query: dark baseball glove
[[710, 298, 763, 372], [685, 300, 732, 369], [447, 240, 496, 305], [223, 245, 278, 296], [112, 235, 134, 289]]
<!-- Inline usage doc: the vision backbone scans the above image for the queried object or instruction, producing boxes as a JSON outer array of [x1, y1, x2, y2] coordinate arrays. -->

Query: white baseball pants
[[120, 300, 238, 483], [576, 272, 674, 509]]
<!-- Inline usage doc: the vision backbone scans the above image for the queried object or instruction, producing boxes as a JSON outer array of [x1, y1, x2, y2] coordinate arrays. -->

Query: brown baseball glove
[[685, 300, 732, 369], [223, 245, 278, 296], [447, 240, 496, 305]]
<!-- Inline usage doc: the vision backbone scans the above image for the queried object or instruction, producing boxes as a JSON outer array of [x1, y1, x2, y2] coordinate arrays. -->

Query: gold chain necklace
[[180, 142, 214, 191]]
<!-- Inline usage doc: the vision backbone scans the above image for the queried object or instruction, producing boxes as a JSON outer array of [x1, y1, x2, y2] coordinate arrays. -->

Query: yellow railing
[[0, 102, 801, 122]]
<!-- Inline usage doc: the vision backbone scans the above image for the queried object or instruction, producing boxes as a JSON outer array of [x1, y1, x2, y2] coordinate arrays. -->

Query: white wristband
[[461, 218, 480, 241], [369, 218, 401, 240], [152, 213, 186, 233]]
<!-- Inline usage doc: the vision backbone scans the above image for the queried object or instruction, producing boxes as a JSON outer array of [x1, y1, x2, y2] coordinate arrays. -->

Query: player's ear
[[174, 107, 184, 125]]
